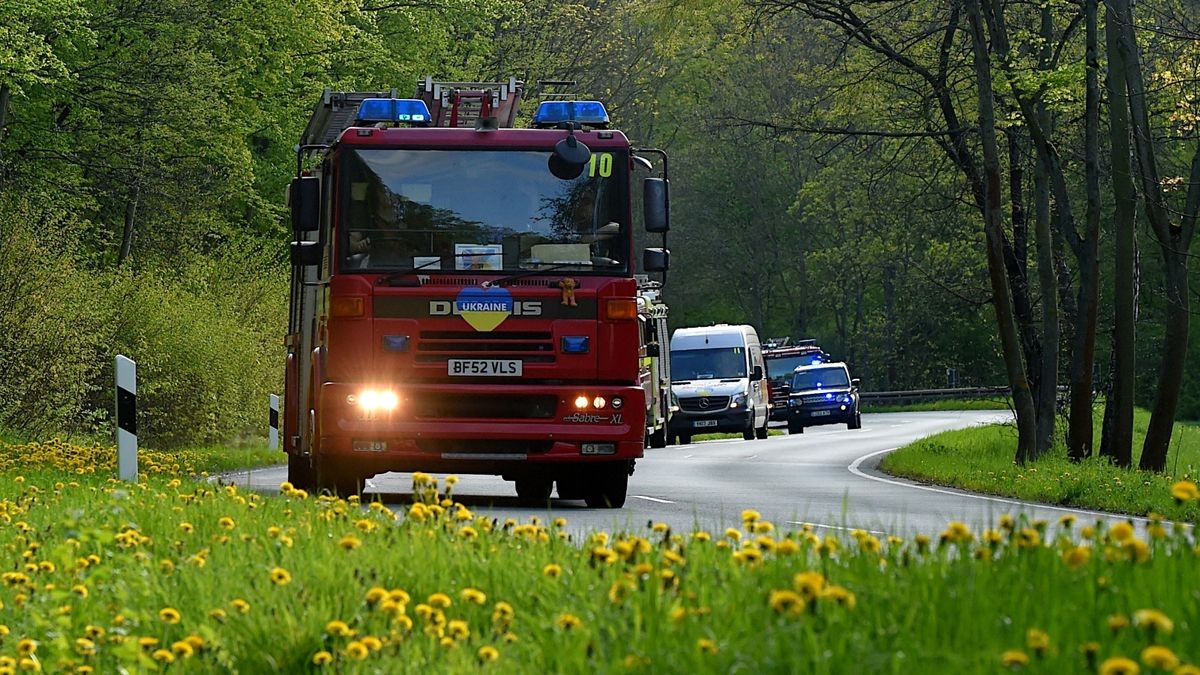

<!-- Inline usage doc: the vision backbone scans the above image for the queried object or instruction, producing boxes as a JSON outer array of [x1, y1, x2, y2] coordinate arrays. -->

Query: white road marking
[[787, 521, 888, 535], [631, 495, 675, 504], [846, 447, 1154, 524]]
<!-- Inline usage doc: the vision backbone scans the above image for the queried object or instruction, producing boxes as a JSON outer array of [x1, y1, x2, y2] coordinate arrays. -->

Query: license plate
[[694, 420, 718, 428], [811, 410, 831, 417], [447, 359, 522, 377]]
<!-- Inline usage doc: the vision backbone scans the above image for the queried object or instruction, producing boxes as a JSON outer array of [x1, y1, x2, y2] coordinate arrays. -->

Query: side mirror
[[752, 365, 763, 380], [643, 247, 670, 272], [290, 177, 320, 232], [643, 178, 669, 233], [851, 378, 861, 388], [290, 241, 322, 267], [549, 135, 591, 179], [646, 343, 661, 358]]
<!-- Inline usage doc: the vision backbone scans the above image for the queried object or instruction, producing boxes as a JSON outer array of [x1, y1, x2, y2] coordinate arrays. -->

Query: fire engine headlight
[[574, 395, 590, 409], [353, 388, 399, 412], [611, 396, 624, 409]]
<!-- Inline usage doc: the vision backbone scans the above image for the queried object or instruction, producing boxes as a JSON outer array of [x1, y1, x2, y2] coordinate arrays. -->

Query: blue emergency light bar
[[532, 100, 610, 128], [355, 98, 432, 126]]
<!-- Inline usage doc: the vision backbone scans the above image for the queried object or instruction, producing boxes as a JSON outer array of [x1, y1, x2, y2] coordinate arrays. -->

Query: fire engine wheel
[[515, 478, 553, 504], [648, 425, 667, 449], [315, 461, 363, 499], [286, 454, 315, 492], [584, 467, 628, 509]]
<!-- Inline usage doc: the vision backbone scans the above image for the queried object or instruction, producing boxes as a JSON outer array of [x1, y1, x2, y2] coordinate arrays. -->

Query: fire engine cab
[[284, 78, 670, 507]]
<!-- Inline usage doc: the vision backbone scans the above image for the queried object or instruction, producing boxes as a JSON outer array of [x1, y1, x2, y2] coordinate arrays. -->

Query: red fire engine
[[284, 78, 670, 507]]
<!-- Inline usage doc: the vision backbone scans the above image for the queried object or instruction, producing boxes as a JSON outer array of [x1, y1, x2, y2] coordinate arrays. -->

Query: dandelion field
[[0, 440, 1197, 673]]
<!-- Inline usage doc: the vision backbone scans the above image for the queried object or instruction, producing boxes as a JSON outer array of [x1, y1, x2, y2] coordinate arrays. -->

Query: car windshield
[[766, 354, 823, 383], [792, 366, 850, 390], [670, 348, 747, 381], [340, 148, 628, 273]]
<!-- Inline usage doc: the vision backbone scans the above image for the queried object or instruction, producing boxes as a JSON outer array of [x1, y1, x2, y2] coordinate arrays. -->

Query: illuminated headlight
[[575, 395, 590, 409], [351, 389, 399, 413], [732, 394, 747, 408], [840, 394, 853, 404], [593, 396, 607, 409]]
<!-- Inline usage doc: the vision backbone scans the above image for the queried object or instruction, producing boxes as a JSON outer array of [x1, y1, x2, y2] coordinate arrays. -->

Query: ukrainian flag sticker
[[455, 287, 513, 332]]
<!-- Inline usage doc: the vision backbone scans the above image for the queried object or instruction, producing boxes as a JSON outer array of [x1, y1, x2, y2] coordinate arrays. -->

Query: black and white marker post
[[115, 355, 138, 481], [269, 394, 280, 451]]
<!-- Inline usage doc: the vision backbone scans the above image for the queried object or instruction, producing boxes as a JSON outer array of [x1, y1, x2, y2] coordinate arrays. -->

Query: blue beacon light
[[355, 99, 431, 126], [532, 101, 610, 127]]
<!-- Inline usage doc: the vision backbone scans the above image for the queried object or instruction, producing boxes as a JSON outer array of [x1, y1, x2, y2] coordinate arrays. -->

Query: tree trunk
[[1032, 131, 1058, 457], [1067, 0, 1102, 461], [1103, 0, 1137, 467], [1003, 130, 1042, 414], [966, 0, 1038, 463]]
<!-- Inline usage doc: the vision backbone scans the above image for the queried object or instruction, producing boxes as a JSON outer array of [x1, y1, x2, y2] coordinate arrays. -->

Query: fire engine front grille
[[678, 396, 731, 412], [411, 394, 558, 419], [416, 439, 554, 454], [417, 330, 556, 364]]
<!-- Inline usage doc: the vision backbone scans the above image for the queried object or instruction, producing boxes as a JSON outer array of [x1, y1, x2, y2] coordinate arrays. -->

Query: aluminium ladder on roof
[[299, 89, 398, 148], [415, 76, 524, 129]]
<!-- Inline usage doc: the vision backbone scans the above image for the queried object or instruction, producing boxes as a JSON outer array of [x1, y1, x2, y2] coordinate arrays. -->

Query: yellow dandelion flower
[[1172, 665, 1200, 675], [345, 641, 369, 660], [553, 517, 567, 528], [158, 607, 181, 624], [460, 588, 486, 605], [458, 525, 478, 539], [388, 588, 411, 604], [1062, 546, 1091, 570], [178, 522, 194, 534], [1110, 521, 1134, 542], [698, 638, 719, 654], [312, 651, 333, 666], [326, 620, 355, 637], [555, 613, 583, 630], [209, 608, 228, 623], [1058, 514, 1076, 528], [820, 585, 857, 609], [185, 634, 204, 650], [1109, 614, 1130, 632], [75, 638, 96, 656], [365, 587, 388, 605], [793, 571, 826, 600], [1016, 528, 1041, 548], [1026, 628, 1050, 654], [270, 567, 292, 586], [1001, 650, 1030, 667], [1171, 480, 1199, 503], [768, 589, 805, 616], [1132, 609, 1173, 634], [338, 535, 362, 550], [360, 636, 383, 652], [1099, 656, 1140, 675], [84, 625, 103, 639], [71, 584, 88, 598], [478, 645, 500, 663], [231, 598, 251, 614], [692, 530, 712, 542], [752, 520, 774, 534], [724, 527, 742, 541], [138, 637, 159, 649], [439, 636, 456, 649], [1082, 525, 1097, 539], [395, 614, 414, 632], [151, 649, 175, 664], [608, 580, 632, 605], [218, 517, 235, 530], [1141, 646, 1179, 671], [777, 539, 800, 555], [741, 509, 761, 524], [428, 593, 452, 609], [171, 641, 194, 658], [448, 620, 470, 640]]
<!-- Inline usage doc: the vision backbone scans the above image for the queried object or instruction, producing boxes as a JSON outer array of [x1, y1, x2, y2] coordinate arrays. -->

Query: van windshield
[[791, 367, 850, 390], [671, 348, 747, 381]]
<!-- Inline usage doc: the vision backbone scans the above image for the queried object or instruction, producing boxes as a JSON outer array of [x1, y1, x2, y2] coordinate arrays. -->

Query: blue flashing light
[[561, 336, 590, 354], [382, 335, 411, 352], [810, 356, 823, 364], [355, 99, 431, 126], [824, 392, 833, 400], [533, 100, 610, 127]]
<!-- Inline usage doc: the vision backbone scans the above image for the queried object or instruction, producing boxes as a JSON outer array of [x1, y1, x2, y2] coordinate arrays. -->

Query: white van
[[667, 324, 770, 444]]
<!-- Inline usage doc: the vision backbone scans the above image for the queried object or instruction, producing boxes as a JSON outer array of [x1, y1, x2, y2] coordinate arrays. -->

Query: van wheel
[[755, 423, 769, 440], [742, 417, 755, 441], [788, 421, 804, 434], [678, 434, 692, 445], [648, 425, 667, 449]]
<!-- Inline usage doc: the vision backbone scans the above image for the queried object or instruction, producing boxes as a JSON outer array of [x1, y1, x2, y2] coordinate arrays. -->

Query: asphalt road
[[227, 411, 1151, 537]]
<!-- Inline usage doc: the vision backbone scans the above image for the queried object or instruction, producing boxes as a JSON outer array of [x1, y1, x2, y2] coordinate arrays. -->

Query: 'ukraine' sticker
[[455, 286, 513, 332]]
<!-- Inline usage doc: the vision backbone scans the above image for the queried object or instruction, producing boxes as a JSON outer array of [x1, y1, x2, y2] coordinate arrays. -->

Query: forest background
[[1, 0, 1198, 466]]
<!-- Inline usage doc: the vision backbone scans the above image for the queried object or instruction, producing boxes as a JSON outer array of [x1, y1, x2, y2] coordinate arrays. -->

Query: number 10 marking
[[588, 153, 613, 178]]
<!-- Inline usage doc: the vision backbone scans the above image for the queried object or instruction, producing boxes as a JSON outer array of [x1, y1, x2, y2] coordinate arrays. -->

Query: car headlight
[[840, 394, 853, 404]]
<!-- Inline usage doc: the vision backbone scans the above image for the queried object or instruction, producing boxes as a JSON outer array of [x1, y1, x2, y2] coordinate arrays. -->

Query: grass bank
[[881, 410, 1200, 520], [862, 398, 1010, 413], [0, 439, 1197, 672]]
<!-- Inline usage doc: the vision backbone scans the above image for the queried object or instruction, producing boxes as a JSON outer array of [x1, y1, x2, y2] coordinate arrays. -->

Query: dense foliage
[[2, 0, 1198, 452]]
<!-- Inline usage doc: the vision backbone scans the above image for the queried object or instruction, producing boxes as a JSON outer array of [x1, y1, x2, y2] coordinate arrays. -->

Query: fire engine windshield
[[766, 354, 822, 382], [340, 148, 629, 274]]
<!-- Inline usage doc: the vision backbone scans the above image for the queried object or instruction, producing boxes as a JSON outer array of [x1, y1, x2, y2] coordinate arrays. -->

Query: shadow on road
[[359, 490, 592, 510]]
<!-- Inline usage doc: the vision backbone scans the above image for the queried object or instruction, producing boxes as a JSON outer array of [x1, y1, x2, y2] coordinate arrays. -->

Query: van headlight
[[732, 394, 747, 408]]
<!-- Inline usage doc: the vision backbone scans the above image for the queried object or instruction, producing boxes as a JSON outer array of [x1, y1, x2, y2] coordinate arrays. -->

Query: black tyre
[[678, 434, 692, 445], [515, 478, 553, 503], [315, 460, 363, 499], [848, 410, 862, 430], [788, 421, 804, 434], [755, 422, 769, 439], [648, 424, 667, 449], [742, 425, 755, 441], [287, 454, 315, 492], [584, 466, 629, 508]]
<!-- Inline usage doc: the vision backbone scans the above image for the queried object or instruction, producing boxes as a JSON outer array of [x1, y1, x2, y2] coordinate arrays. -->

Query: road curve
[[227, 411, 1149, 536]]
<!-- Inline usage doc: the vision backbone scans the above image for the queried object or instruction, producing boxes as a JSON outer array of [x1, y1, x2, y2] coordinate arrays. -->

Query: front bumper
[[314, 382, 645, 473], [787, 403, 854, 426], [669, 408, 753, 434]]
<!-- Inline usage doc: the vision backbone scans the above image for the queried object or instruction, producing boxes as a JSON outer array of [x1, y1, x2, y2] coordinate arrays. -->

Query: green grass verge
[[0, 462, 1196, 672], [691, 429, 786, 442], [881, 409, 1200, 520], [862, 398, 1010, 413]]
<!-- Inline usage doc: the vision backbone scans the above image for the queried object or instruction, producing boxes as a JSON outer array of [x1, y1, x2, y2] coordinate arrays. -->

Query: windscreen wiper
[[376, 252, 500, 287], [484, 259, 620, 288]]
